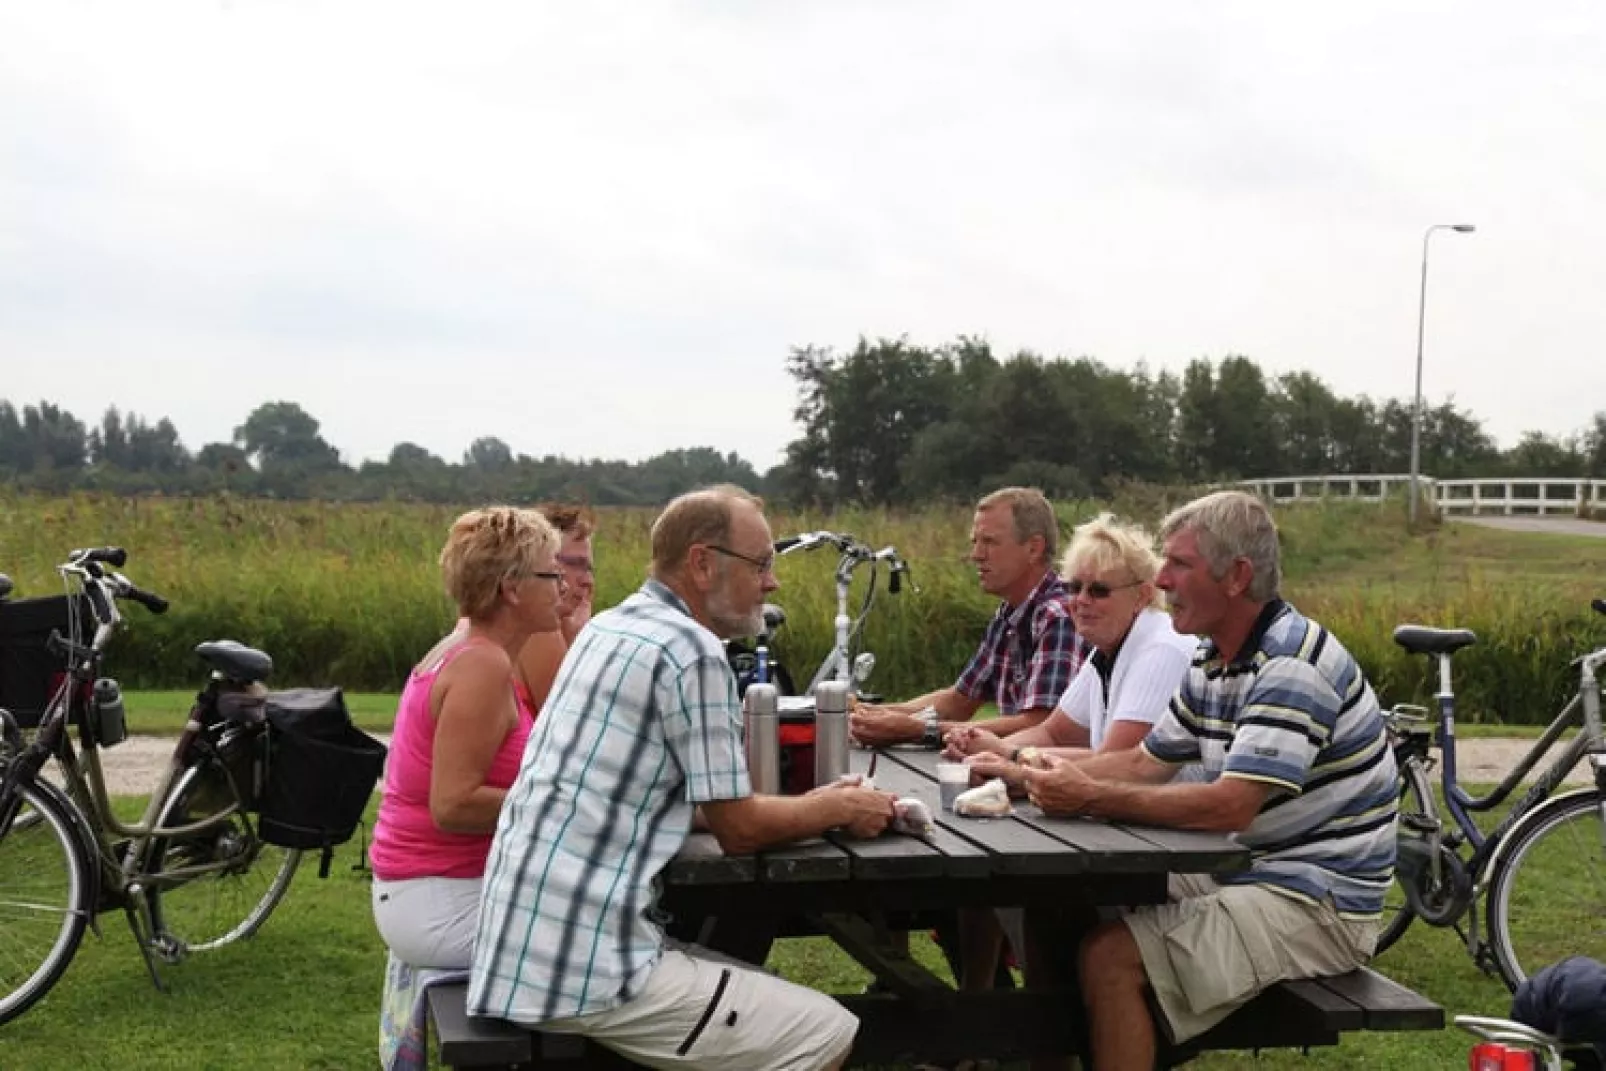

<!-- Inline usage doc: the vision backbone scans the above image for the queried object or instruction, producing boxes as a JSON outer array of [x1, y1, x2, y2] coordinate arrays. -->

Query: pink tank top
[[369, 642, 534, 881]]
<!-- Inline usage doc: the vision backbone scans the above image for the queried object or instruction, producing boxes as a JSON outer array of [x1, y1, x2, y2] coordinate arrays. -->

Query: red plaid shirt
[[954, 570, 1083, 715]]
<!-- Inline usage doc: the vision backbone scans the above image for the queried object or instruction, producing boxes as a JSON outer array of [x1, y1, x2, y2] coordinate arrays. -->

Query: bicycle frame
[[775, 531, 910, 698], [1423, 642, 1606, 874]]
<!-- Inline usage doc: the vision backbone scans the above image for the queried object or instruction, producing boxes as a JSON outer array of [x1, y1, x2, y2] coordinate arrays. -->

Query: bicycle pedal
[[150, 932, 188, 965]]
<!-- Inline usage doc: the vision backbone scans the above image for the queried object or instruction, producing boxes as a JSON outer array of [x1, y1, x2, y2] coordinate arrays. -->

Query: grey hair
[[976, 486, 1058, 564], [1158, 491, 1281, 602]]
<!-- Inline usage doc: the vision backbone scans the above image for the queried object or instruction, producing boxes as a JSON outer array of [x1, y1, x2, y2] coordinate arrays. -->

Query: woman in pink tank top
[[370, 506, 565, 969]]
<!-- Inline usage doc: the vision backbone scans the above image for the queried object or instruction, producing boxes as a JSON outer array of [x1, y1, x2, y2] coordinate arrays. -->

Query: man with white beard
[[470, 484, 895, 1071]]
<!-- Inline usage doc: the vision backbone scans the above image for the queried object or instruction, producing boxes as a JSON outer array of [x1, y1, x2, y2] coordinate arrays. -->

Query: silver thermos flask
[[744, 682, 781, 795], [813, 680, 851, 787]]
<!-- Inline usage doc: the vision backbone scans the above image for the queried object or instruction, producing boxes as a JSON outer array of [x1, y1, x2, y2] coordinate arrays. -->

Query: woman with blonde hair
[[946, 511, 1197, 787], [370, 506, 564, 968]]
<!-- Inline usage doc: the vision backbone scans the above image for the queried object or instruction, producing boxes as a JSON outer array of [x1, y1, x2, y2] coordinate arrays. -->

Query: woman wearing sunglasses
[[944, 512, 1197, 787]]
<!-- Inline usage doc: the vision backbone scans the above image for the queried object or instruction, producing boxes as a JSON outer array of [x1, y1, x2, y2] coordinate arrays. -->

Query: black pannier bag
[[0, 595, 90, 729], [257, 686, 386, 876]]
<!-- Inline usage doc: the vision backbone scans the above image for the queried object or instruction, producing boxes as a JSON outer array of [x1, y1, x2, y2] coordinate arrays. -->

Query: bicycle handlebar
[[70, 546, 127, 568], [1594, 598, 1606, 617]]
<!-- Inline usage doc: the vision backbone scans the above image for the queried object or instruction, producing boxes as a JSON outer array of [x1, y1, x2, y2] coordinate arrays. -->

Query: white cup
[[936, 762, 970, 812]]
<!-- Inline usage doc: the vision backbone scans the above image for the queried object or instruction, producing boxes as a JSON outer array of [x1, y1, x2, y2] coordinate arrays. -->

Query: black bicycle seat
[[0, 574, 12, 599], [195, 640, 274, 684], [1393, 625, 1478, 656], [762, 603, 786, 631]]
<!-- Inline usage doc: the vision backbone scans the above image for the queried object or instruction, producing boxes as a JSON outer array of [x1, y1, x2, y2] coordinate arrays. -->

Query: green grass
[[0, 786, 1570, 1070], [5, 492, 1606, 723]]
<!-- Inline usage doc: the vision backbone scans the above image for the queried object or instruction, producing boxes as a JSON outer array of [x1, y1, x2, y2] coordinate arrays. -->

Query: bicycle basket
[[257, 687, 386, 866], [0, 594, 90, 729]]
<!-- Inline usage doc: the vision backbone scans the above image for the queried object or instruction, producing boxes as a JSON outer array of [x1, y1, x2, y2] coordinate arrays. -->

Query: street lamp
[[1408, 222, 1476, 527]]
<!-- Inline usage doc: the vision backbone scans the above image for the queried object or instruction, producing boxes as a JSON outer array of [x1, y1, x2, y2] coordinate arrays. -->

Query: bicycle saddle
[[195, 640, 274, 684], [0, 574, 12, 599], [1393, 625, 1478, 656]]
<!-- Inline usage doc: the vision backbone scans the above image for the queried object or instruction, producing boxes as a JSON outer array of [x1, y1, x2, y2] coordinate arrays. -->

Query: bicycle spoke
[[0, 784, 92, 1025], [1489, 792, 1606, 987]]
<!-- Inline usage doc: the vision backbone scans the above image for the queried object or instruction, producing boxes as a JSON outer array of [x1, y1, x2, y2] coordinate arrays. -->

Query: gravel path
[[81, 733, 1584, 797], [1452, 516, 1606, 537]]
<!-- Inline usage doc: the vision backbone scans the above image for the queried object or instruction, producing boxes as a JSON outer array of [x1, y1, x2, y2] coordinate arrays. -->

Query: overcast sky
[[4, 2, 1604, 472]]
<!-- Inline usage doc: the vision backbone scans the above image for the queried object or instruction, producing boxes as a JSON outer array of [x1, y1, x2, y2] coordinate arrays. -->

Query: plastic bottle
[[93, 677, 127, 747], [754, 644, 770, 685]]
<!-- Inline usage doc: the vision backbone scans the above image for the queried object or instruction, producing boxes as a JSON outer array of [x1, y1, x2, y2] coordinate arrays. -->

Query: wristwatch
[[1013, 745, 1041, 767], [921, 720, 942, 748]]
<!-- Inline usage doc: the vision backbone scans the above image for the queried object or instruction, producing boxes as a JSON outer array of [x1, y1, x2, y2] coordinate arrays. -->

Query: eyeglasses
[[556, 554, 595, 575], [706, 544, 776, 574], [1066, 578, 1142, 600]]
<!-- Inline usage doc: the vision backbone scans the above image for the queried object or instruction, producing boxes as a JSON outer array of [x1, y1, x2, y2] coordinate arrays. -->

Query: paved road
[[1453, 516, 1606, 537]]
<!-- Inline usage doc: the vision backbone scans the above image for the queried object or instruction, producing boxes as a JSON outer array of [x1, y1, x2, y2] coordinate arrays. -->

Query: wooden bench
[[426, 966, 1444, 1068]]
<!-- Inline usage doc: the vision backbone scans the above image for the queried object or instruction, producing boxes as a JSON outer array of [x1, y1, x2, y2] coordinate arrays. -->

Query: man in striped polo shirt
[[1021, 490, 1398, 1070], [468, 485, 898, 1071]]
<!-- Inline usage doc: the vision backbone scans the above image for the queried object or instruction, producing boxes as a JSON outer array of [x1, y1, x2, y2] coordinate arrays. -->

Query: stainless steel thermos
[[744, 682, 781, 794], [813, 680, 851, 787]]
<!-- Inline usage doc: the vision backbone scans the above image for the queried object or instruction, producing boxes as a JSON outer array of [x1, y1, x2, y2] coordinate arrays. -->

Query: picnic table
[[431, 746, 1441, 1068]]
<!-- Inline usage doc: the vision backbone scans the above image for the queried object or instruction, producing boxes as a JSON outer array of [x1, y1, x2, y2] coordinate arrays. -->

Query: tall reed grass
[[2, 491, 1602, 722]]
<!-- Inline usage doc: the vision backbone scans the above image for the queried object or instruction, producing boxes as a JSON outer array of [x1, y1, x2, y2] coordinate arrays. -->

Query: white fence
[[1240, 475, 1606, 517]]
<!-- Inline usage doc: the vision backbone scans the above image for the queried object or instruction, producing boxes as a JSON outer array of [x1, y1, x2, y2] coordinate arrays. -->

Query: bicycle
[[0, 547, 301, 1025], [1376, 597, 1606, 989], [725, 530, 912, 700]]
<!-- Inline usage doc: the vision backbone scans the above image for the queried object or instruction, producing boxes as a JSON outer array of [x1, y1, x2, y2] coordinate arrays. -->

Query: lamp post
[[1408, 222, 1476, 527]]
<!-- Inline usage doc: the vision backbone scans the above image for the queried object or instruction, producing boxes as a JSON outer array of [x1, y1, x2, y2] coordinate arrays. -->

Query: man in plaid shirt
[[469, 486, 897, 1070], [851, 486, 1083, 747]]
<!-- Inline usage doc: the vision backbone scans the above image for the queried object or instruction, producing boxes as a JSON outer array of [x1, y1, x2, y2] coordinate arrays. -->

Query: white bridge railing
[[1240, 474, 1606, 517]]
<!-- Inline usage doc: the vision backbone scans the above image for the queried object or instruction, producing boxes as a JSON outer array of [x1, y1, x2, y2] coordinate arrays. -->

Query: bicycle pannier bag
[[257, 687, 386, 874], [0, 595, 90, 729]]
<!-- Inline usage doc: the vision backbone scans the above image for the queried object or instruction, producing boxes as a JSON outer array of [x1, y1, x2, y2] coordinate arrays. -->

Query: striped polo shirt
[[467, 579, 750, 1025], [1141, 600, 1398, 918]]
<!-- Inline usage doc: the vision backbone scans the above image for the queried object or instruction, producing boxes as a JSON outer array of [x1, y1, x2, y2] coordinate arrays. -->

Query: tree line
[[769, 338, 1606, 505], [3, 338, 1603, 506]]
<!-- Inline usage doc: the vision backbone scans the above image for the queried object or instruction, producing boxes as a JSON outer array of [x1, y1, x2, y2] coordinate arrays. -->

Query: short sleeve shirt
[[468, 580, 750, 1025], [1054, 607, 1196, 749], [1140, 600, 1399, 918], [954, 570, 1082, 716]]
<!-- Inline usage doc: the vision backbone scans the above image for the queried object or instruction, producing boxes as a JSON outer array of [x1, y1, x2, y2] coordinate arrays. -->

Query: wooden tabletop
[[664, 747, 1248, 904]]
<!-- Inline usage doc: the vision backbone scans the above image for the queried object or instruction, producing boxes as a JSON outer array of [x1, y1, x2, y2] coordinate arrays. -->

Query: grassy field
[[4, 491, 1605, 721], [0, 795, 1532, 1070]]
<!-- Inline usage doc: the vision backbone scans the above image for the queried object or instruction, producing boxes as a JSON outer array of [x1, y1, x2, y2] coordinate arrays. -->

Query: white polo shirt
[[1053, 607, 1197, 748]]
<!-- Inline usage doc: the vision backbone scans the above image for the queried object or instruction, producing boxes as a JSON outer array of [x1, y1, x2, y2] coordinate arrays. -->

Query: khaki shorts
[[1123, 873, 1378, 1045], [540, 946, 858, 1071]]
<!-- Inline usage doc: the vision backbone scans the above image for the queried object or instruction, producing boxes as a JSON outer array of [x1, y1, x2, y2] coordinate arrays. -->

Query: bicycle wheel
[[0, 778, 94, 1025], [1374, 757, 1435, 956], [1486, 788, 1606, 989], [143, 749, 301, 954]]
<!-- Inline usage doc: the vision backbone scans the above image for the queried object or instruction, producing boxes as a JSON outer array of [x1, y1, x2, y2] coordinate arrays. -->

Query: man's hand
[[830, 786, 899, 839], [1022, 753, 1099, 817], [850, 708, 925, 747], [942, 725, 1007, 760], [964, 751, 1023, 793]]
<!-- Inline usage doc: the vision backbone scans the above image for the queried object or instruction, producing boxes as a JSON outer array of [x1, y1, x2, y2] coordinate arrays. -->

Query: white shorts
[[541, 946, 858, 1071], [372, 874, 482, 969]]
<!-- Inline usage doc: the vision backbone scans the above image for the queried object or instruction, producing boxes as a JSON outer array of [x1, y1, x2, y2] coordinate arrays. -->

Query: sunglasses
[[1066, 578, 1142, 600]]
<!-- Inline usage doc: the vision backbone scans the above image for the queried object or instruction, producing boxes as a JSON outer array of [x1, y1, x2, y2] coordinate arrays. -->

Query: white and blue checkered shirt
[[467, 579, 751, 1024]]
